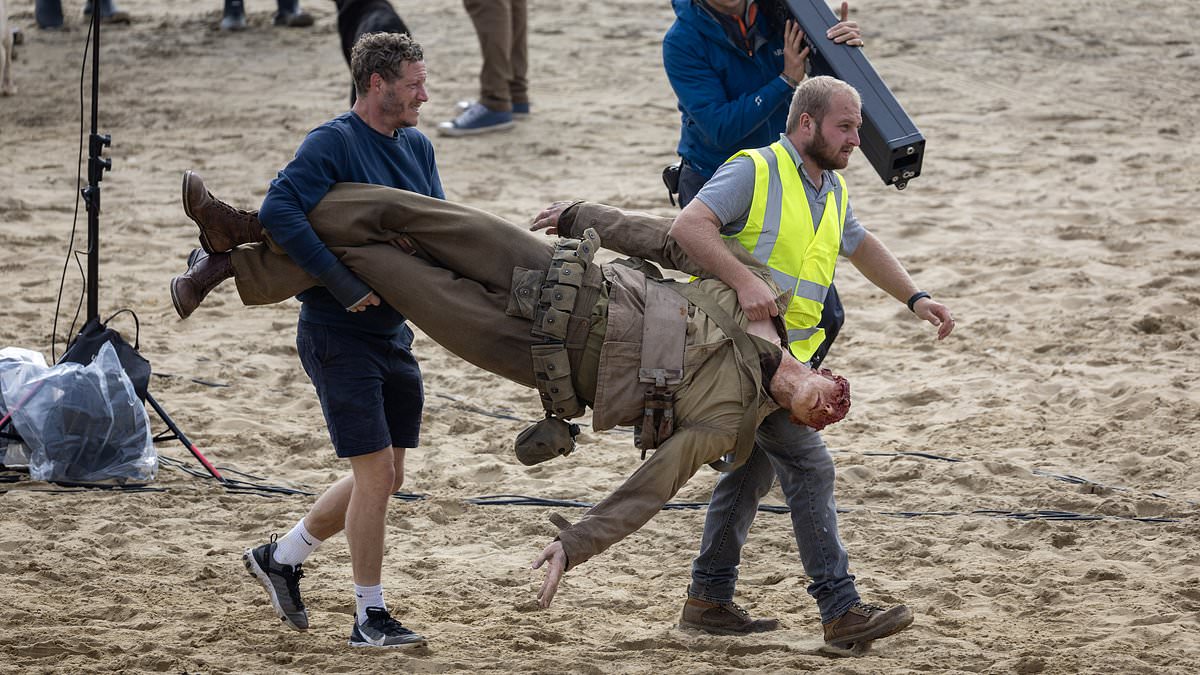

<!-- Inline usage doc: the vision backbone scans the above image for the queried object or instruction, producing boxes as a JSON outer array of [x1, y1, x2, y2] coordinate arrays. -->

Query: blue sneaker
[[437, 102, 514, 137], [82, 1, 132, 24], [221, 0, 246, 31], [274, 9, 315, 27], [456, 99, 530, 119], [220, 13, 247, 31]]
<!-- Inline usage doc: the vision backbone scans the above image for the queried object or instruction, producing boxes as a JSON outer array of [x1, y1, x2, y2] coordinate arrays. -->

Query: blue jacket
[[663, 0, 795, 179], [260, 111, 444, 335]]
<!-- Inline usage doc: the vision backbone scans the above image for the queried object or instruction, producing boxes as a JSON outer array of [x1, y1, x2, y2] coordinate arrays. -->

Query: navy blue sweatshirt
[[259, 111, 444, 335]]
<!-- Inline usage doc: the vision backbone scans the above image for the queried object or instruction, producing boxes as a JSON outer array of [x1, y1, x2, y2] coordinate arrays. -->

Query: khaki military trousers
[[230, 183, 554, 388], [463, 0, 529, 111]]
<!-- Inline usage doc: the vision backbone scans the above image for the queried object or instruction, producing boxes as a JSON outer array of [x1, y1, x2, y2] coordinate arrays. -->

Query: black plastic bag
[[60, 313, 151, 402]]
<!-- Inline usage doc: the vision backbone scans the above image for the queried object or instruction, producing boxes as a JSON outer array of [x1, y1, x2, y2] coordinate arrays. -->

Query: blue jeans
[[688, 409, 859, 623], [38, 0, 122, 27], [224, 1, 301, 15], [676, 161, 709, 209]]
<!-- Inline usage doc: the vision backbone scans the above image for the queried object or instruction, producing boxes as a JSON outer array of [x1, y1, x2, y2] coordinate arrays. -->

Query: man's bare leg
[[302, 447, 406, 542], [241, 446, 409, 633], [344, 447, 402, 588], [339, 447, 426, 648]]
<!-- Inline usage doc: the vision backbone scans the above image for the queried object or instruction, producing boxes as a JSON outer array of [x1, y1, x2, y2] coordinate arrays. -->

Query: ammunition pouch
[[522, 229, 603, 421], [514, 415, 581, 466]]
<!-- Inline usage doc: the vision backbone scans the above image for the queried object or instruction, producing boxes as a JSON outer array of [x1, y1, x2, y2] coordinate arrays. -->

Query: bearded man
[[626, 74, 953, 652]]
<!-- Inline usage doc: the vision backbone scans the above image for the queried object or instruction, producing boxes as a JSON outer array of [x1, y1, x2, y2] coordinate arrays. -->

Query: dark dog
[[334, 0, 410, 105]]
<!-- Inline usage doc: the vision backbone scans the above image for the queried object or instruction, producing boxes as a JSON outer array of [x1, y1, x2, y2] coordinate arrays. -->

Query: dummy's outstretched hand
[[531, 540, 568, 608], [914, 297, 956, 340], [826, 2, 864, 46], [530, 201, 573, 236]]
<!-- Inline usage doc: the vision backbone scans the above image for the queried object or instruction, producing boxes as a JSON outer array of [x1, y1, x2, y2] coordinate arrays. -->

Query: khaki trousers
[[226, 185, 761, 390], [463, 0, 528, 110], [230, 184, 553, 388]]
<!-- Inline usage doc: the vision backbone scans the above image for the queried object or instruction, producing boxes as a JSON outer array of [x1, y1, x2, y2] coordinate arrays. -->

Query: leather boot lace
[[211, 196, 259, 228]]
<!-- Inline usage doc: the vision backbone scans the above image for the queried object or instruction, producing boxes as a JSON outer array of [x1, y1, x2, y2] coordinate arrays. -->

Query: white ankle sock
[[354, 584, 385, 623], [272, 518, 322, 567]]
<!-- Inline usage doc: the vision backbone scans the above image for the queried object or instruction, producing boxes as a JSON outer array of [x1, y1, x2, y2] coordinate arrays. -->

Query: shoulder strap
[[658, 280, 764, 472]]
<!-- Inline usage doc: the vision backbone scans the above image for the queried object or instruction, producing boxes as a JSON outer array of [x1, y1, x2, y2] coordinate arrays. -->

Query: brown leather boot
[[171, 249, 233, 320], [182, 170, 265, 254], [822, 601, 913, 653], [678, 597, 779, 635]]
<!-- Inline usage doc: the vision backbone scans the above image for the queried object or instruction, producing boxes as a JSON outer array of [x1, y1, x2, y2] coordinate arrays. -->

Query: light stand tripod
[[69, 9, 225, 483]]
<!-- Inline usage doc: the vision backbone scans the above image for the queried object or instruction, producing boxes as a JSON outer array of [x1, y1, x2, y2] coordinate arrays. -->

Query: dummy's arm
[[530, 200, 763, 278], [668, 199, 782, 322], [530, 421, 739, 607]]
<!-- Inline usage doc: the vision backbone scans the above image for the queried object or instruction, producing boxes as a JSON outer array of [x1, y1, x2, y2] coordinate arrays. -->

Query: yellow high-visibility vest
[[724, 141, 847, 362]]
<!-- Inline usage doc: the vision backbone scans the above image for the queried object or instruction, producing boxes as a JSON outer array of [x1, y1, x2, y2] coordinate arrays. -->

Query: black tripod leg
[[144, 391, 226, 483]]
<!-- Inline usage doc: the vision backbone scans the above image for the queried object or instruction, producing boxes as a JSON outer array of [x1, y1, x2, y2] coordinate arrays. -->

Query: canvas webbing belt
[[530, 229, 603, 420]]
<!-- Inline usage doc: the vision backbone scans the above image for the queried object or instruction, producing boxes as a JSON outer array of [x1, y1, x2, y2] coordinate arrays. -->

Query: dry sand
[[1, 0, 1198, 672]]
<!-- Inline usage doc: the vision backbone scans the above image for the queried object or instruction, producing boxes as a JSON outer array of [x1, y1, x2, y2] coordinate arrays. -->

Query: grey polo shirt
[[694, 134, 867, 257]]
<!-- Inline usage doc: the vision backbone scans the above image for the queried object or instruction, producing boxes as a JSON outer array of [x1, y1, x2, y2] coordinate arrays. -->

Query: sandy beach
[[1, 0, 1198, 672]]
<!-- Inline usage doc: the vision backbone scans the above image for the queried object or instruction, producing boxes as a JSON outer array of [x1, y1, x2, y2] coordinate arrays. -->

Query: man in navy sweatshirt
[[172, 31, 441, 649]]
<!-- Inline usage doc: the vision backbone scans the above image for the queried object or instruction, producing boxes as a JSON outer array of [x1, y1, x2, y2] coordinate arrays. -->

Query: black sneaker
[[349, 607, 427, 649], [242, 535, 309, 631]]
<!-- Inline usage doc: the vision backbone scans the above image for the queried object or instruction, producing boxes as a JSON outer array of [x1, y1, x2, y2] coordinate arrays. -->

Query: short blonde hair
[[785, 76, 862, 133]]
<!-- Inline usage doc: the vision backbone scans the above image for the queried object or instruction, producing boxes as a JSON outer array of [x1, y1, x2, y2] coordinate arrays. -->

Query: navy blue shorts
[[296, 320, 423, 458]]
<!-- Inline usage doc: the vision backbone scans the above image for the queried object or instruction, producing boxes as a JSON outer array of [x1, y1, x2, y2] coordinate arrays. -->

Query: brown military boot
[[822, 601, 913, 655], [171, 249, 233, 320], [182, 170, 265, 254], [678, 598, 780, 636]]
